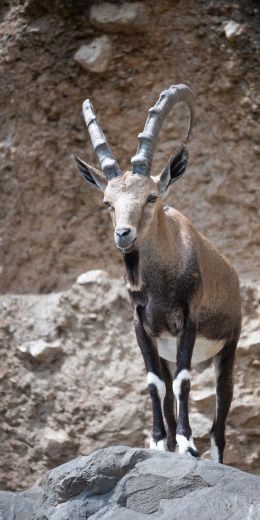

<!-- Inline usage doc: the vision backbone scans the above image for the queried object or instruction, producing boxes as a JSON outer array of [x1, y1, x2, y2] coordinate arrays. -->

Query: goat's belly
[[157, 334, 224, 365]]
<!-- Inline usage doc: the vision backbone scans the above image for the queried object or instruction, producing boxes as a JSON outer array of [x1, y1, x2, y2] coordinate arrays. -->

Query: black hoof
[[187, 446, 200, 458]]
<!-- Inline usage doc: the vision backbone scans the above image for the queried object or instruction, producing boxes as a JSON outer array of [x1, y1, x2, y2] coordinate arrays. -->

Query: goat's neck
[[124, 204, 177, 291]]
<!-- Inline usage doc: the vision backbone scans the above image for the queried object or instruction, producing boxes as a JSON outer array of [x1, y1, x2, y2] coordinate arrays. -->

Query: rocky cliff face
[[0, 0, 259, 293], [0, 271, 259, 491], [0, 446, 259, 519]]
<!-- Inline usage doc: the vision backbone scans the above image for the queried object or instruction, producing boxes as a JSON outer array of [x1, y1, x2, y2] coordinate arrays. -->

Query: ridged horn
[[131, 84, 195, 176], [82, 99, 122, 180]]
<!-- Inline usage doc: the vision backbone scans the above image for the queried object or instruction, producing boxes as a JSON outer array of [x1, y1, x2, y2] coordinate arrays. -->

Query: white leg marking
[[150, 437, 167, 451], [147, 372, 166, 401], [176, 434, 198, 455], [172, 369, 190, 395], [172, 369, 190, 416], [173, 371, 197, 455], [176, 434, 190, 454], [147, 373, 167, 451], [210, 435, 220, 463]]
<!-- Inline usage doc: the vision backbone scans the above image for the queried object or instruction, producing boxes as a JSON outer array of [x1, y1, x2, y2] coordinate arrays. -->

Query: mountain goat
[[75, 84, 241, 462]]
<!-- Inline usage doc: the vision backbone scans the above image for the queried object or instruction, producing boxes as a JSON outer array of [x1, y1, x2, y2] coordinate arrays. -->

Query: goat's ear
[[157, 146, 189, 195], [74, 154, 107, 192]]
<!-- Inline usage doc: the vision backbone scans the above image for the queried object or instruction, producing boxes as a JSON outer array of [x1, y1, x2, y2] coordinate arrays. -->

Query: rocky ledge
[[0, 446, 259, 520]]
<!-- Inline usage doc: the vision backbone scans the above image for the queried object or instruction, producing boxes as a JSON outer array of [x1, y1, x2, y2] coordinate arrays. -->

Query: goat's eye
[[147, 194, 157, 203], [103, 200, 113, 210]]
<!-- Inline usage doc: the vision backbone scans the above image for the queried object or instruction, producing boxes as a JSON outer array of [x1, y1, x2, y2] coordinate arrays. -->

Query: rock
[[0, 487, 43, 520], [40, 427, 76, 463], [90, 2, 149, 33], [76, 269, 109, 285], [191, 386, 215, 412], [74, 37, 112, 73], [17, 339, 63, 363], [2, 446, 260, 520], [26, 16, 53, 34], [237, 329, 260, 354], [223, 20, 244, 40]]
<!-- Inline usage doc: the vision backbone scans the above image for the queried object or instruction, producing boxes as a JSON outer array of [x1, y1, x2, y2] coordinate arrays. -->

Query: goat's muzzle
[[114, 227, 137, 252]]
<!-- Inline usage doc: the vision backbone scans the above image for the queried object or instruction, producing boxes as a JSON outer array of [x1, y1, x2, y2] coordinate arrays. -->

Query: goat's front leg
[[172, 315, 199, 457], [134, 308, 167, 450]]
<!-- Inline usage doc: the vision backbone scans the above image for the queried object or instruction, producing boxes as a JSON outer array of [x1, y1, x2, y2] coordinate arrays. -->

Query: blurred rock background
[[0, 0, 259, 490]]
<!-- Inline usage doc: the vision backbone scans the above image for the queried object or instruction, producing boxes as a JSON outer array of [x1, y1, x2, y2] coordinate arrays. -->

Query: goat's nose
[[116, 227, 131, 238]]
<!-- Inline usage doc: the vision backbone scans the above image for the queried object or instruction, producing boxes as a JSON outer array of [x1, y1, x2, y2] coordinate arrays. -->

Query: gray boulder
[[0, 487, 43, 520], [90, 2, 149, 33], [2, 446, 259, 519]]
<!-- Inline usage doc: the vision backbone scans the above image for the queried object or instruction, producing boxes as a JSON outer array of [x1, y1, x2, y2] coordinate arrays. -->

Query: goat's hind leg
[[211, 339, 237, 463]]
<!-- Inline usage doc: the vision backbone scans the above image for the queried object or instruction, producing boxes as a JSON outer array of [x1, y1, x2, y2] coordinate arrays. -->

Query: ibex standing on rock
[[75, 84, 241, 463]]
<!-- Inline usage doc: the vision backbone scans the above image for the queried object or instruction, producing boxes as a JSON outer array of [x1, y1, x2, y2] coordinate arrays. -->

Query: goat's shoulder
[[164, 205, 200, 254], [162, 207, 202, 294], [163, 205, 239, 290], [164, 205, 237, 277]]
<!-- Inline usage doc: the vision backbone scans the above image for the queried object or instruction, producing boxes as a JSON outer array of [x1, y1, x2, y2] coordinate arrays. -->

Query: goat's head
[[75, 84, 195, 253]]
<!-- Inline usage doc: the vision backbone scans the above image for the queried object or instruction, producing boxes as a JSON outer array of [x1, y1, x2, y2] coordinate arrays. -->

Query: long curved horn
[[131, 84, 195, 176], [82, 99, 122, 180]]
